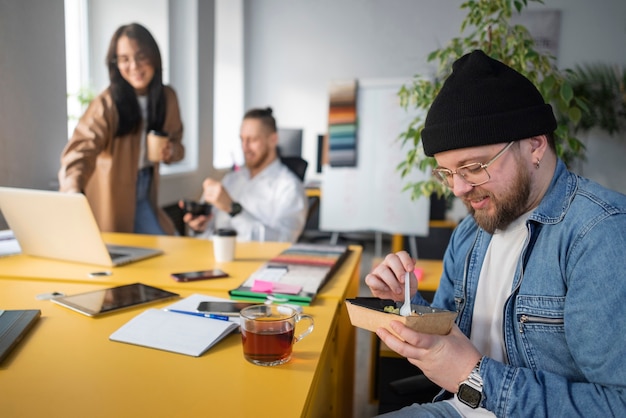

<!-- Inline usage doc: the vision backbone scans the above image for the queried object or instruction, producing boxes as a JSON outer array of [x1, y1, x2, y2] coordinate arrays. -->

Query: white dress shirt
[[201, 159, 308, 242]]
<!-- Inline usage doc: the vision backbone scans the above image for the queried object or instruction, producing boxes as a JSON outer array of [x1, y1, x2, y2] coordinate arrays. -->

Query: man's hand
[[202, 178, 233, 213], [365, 251, 416, 302], [377, 322, 482, 393], [178, 200, 210, 233]]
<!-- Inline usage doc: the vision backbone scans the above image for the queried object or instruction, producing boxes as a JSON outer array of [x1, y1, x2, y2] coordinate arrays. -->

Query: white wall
[[244, 0, 466, 183], [244, 0, 626, 194], [0, 0, 68, 228]]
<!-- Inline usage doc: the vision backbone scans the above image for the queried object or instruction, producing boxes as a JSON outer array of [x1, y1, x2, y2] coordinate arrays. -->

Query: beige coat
[[58, 86, 184, 234]]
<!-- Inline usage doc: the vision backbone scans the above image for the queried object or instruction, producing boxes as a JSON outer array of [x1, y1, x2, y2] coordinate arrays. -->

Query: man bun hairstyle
[[421, 50, 557, 156], [243, 107, 277, 133]]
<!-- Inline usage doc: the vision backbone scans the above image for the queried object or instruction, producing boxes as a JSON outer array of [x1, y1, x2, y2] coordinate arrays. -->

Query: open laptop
[[0, 186, 163, 267]]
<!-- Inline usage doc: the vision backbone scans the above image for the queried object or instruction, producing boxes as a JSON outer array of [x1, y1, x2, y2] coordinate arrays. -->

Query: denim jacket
[[415, 160, 626, 417]]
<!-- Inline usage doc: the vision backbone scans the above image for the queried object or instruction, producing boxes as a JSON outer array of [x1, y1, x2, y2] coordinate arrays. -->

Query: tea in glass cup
[[240, 304, 314, 366]]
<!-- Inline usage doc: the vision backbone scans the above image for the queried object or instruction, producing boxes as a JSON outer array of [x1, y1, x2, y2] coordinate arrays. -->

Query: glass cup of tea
[[240, 304, 314, 366]]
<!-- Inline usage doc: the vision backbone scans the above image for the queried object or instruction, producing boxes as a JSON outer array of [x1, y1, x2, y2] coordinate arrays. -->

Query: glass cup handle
[[293, 314, 314, 343]]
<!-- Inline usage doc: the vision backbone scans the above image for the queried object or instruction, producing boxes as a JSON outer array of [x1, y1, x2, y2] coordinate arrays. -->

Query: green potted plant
[[567, 63, 626, 134], [397, 0, 585, 200], [67, 86, 96, 122]]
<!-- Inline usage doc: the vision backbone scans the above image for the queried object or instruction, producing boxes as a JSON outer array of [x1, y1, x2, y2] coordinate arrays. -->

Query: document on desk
[[109, 307, 239, 357]]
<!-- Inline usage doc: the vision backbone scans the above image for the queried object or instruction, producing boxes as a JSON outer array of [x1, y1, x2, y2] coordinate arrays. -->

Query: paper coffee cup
[[146, 130, 169, 162], [213, 228, 237, 262]]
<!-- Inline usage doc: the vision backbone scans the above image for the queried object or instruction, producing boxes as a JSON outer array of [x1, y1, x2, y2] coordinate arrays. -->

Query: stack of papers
[[109, 294, 239, 357]]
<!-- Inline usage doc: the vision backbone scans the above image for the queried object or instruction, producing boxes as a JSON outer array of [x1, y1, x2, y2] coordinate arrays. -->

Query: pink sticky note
[[251, 280, 275, 293], [271, 282, 302, 295], [251, 280, 302, 295]]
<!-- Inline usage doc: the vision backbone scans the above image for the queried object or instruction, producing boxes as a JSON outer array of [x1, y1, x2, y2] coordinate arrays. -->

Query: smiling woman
[[64, 0, 203, 202], [58, 22, 185, 235], [113, 41, 154, 95]]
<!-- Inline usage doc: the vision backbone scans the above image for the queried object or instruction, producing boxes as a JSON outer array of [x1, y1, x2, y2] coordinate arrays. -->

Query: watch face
[[229, 202, 242, 217], [458, 384, 482, 409]]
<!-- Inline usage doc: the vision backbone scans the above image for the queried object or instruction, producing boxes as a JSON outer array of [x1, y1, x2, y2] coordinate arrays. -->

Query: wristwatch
[[457, 358, 484, 409], [229, 202, 243, 217]]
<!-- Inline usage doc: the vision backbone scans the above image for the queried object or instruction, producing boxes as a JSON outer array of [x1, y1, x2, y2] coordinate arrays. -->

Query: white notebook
[[109, 308, 239, 357]]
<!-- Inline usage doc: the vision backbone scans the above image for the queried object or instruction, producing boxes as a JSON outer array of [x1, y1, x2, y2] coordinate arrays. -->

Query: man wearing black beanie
[[366, 50, 626, 416]]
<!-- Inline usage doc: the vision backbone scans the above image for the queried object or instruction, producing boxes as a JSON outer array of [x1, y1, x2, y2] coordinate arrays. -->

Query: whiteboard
[[320, 80, 431, 236]]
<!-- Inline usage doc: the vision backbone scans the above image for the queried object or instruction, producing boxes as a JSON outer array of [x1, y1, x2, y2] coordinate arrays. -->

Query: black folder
[[0, 309, 41, 363]]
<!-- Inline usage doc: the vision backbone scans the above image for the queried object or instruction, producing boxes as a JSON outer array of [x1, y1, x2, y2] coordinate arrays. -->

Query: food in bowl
[[345, 297, 457, 337]]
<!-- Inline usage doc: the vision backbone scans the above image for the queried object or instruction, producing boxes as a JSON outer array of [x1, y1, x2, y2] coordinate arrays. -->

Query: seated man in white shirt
[[183, 107, 308, 242]]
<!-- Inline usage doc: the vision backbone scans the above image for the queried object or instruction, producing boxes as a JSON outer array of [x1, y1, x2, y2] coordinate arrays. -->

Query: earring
[[535, 159, 541, 169]]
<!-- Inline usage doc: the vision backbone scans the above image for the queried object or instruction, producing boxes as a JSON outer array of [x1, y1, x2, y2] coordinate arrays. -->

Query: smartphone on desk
[[197, 301, 259, 317], [170, 269, 229, 282]]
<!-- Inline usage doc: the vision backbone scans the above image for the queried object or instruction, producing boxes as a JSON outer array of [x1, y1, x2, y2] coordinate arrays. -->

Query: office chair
[[161, 202, 186, 236], [280, 156, 308, 181]]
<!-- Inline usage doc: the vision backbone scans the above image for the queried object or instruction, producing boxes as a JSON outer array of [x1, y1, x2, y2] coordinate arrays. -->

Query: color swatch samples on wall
[[328, 80, 358, 167]]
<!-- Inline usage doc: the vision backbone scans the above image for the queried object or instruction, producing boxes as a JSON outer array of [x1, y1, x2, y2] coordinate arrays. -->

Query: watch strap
[[457, 358, 484, 409]]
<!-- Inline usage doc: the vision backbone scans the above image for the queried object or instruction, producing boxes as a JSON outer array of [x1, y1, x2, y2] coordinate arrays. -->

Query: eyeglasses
[[432, 141, 515, 188], [113, 52, 149, 69]]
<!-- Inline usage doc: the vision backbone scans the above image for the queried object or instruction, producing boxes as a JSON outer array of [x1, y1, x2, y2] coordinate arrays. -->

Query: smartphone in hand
[[171, 269, 229, 282]]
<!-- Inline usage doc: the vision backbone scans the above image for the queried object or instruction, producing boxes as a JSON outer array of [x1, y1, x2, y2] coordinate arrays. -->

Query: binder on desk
[[229, 243, 350, 305]]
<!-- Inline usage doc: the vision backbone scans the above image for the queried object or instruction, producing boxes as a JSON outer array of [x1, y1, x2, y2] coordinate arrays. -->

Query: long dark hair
[[105, 23, 166, 136]]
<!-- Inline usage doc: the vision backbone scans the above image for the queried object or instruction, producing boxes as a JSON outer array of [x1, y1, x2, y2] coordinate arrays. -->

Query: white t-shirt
[[199, 159, 308, 242], [137, 95, 149, 169], [448, 212, 530, 417]]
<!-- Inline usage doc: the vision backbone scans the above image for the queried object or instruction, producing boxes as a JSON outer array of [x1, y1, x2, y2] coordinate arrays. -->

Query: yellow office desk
[[0, 233, 362, 302], [0, 280, 337, 417], [0, 234, 361, 417], [0, 233, 287, 285], [0, 274, 357, 417]]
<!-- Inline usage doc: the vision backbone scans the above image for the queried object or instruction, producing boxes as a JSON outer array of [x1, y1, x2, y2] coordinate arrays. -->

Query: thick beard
[[245, 146, 271, 171], [464, 164, 531, 234]]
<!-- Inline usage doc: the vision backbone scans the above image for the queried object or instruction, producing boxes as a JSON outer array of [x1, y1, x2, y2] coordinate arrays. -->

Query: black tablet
[[50, 283, 179, 317]]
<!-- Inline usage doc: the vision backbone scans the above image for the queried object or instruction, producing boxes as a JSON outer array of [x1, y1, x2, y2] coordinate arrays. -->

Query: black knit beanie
[[421, 50, 557, 156]]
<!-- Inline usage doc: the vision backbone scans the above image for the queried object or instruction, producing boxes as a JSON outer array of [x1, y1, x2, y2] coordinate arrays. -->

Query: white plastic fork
[[399, 271, 411, 316]]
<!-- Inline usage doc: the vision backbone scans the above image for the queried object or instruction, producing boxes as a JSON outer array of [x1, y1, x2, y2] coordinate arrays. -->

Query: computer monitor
[[277, 128, 303, 158]]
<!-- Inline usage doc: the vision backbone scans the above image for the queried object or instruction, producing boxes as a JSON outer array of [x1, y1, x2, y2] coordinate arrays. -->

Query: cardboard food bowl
[[345, 298, 457, 337]]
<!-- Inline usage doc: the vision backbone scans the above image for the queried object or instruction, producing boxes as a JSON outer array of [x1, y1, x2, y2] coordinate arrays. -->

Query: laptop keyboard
[[108, 252, 127, 260]]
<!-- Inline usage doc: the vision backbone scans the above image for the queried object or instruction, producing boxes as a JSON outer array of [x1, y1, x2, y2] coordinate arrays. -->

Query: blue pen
[[168, 309, 230, 321]]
